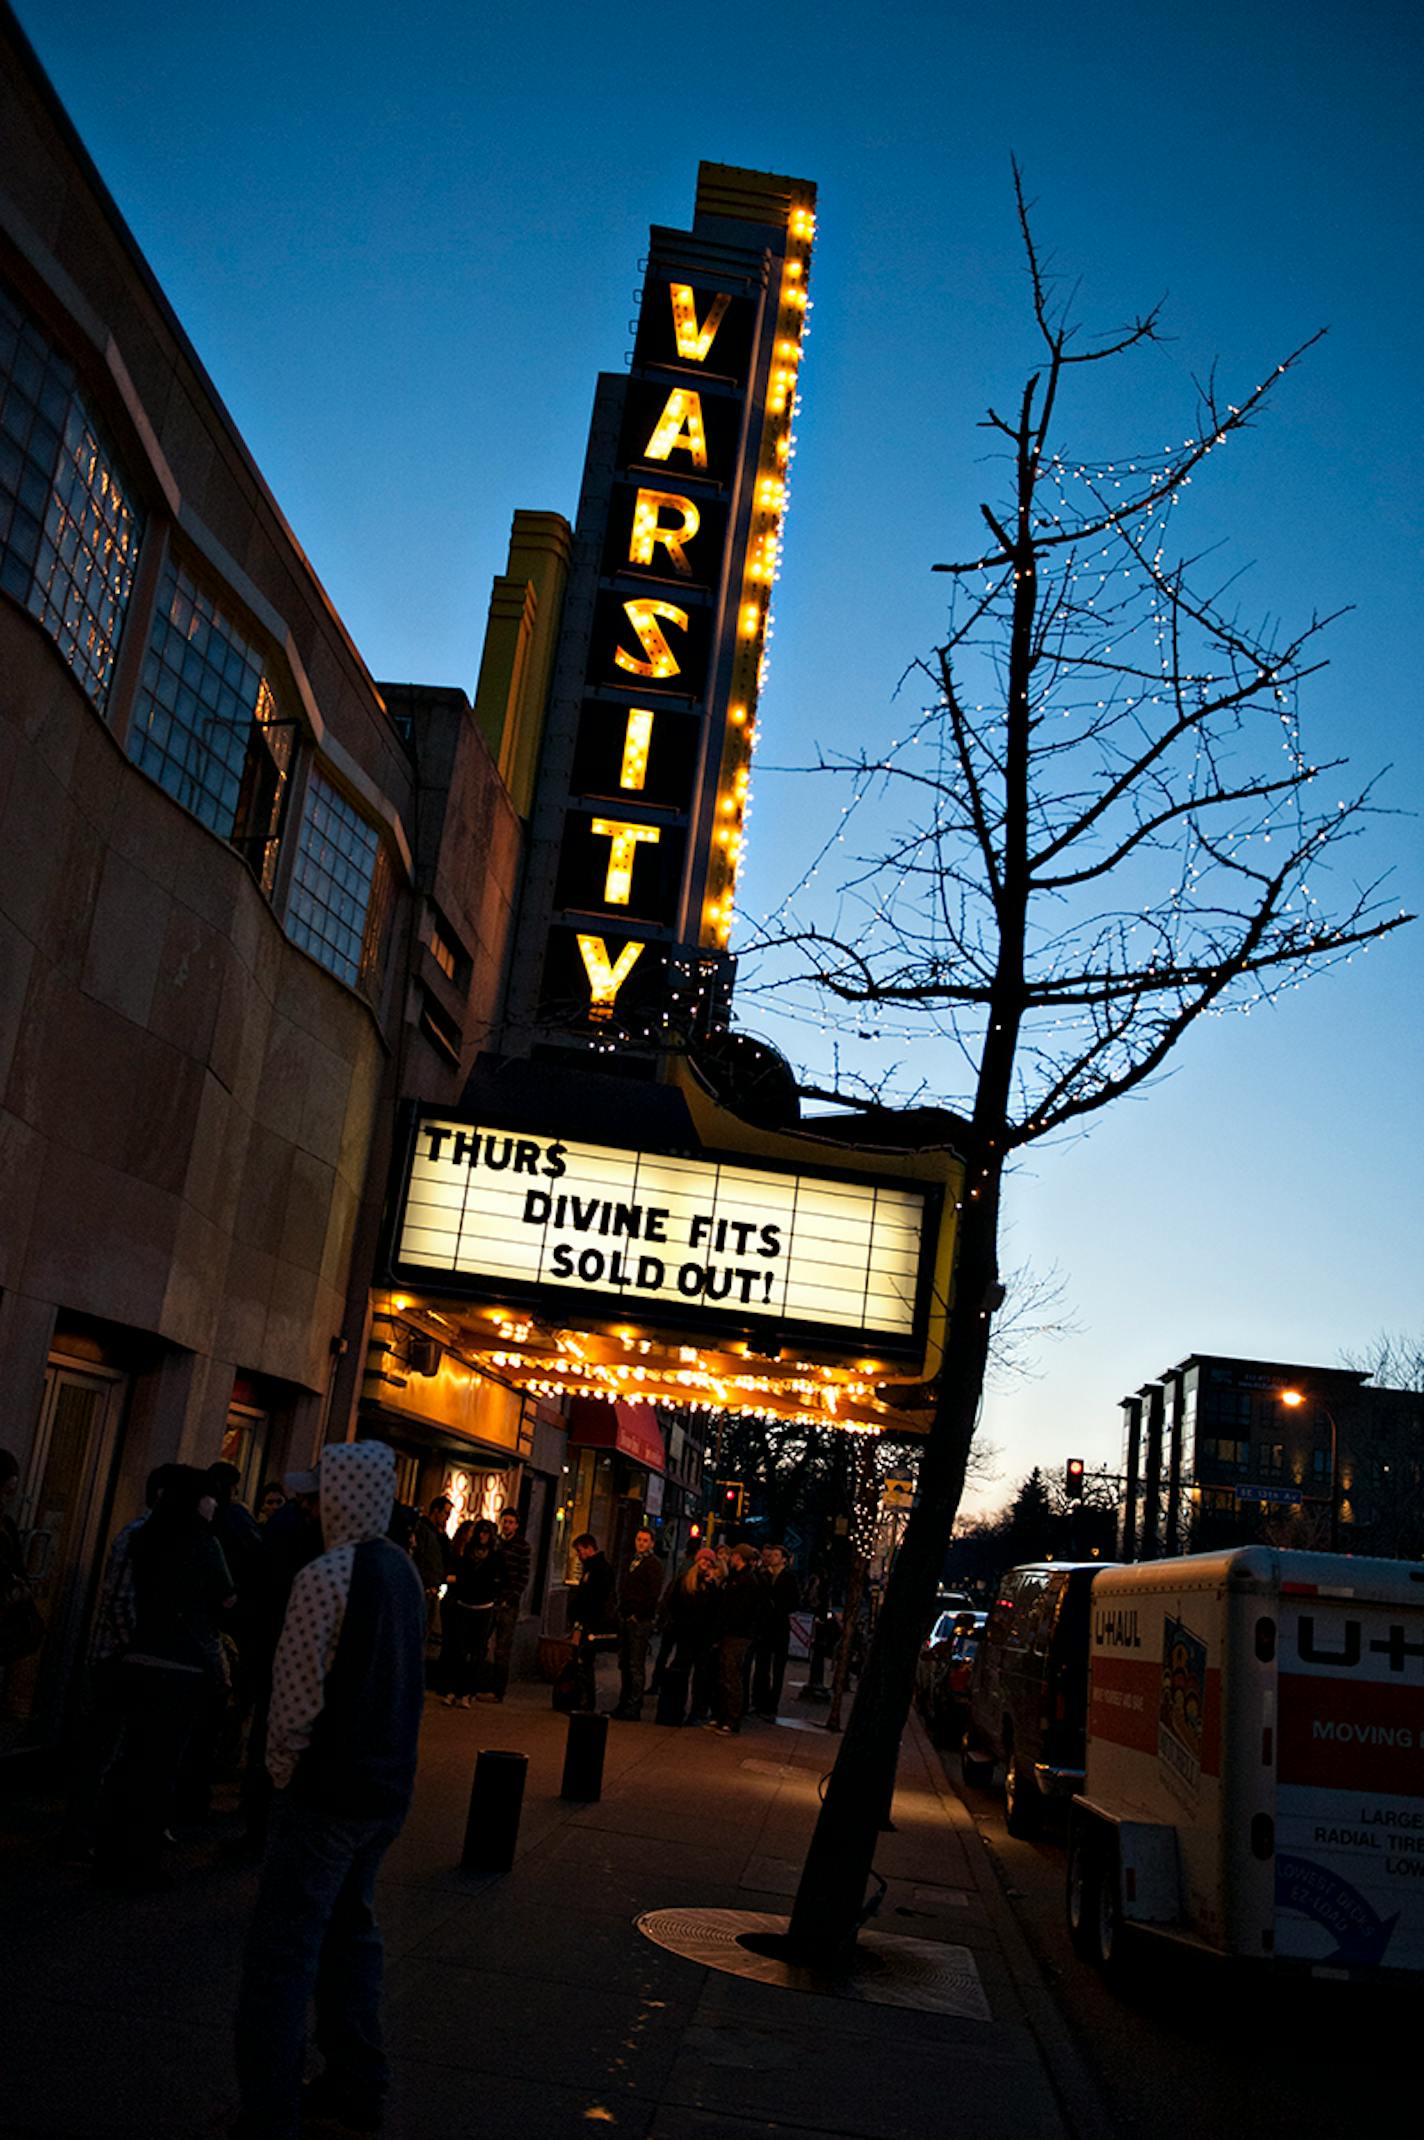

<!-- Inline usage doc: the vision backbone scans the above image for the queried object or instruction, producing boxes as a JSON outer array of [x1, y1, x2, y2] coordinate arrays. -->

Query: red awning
[[567, 1397, 666, 1475]]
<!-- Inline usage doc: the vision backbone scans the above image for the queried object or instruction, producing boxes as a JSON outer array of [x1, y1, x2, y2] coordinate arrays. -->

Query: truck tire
[[1092, 1835, 1131, 1977], [960, 1731, 994, 1788], [1066, 1822, 1099, 1960], [1004, 1747, 1043, 1838]]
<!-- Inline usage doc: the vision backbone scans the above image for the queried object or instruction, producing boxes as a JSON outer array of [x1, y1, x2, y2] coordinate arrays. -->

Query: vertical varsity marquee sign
[[513, 164, 816, 1043]]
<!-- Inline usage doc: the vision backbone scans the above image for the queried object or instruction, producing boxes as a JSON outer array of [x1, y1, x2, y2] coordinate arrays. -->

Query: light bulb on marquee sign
[[524, 166, 817, 1038]]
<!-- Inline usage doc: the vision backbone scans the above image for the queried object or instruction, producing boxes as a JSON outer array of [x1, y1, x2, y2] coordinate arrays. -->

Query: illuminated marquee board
[[527, 165, 817, 1038], [391, 1113, 939, 1359]]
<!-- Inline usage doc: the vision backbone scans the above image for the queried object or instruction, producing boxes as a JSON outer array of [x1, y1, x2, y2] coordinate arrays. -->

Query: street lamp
[[1280, 1387, 1339, 1552]]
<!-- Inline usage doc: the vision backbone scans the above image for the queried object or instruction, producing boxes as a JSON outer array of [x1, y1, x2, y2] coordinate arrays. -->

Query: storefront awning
[[568, 1396, 667, 1474]]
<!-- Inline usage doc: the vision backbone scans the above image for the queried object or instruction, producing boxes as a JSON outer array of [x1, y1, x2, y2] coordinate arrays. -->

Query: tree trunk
[[785, 1179, 1001, 1958], [824, 1546, 864, 1734]]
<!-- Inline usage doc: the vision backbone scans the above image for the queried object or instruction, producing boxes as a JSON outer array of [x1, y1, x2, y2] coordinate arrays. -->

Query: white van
[[1068, 1547, 1424, 1978]]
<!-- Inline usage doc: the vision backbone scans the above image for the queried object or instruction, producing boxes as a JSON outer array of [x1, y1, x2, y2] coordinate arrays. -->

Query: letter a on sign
[[643, 389, 708, 469], [670, 284, 730, 363]]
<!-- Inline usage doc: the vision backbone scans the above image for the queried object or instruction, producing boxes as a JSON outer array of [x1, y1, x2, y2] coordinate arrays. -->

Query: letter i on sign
[[619, 709, 654, 791]]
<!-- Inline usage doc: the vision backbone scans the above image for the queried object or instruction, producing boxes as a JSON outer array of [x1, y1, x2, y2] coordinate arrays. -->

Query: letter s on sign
[[614, 600, 688, 680]]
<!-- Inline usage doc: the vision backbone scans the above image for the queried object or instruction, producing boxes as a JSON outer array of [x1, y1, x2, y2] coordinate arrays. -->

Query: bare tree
[[747, 168, 1413, 1959], [1341, 1331, 1424, 1393]]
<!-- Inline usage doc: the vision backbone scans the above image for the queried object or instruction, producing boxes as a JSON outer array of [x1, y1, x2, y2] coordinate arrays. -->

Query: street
[[944, 1750, 1406, 2140]]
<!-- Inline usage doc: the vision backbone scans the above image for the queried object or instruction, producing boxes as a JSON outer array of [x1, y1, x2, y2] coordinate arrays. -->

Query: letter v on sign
[[670, 284, 730, 363]]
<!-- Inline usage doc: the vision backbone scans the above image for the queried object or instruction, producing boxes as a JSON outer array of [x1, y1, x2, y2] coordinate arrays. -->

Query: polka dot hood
[[320, 1439, 397, 1551]]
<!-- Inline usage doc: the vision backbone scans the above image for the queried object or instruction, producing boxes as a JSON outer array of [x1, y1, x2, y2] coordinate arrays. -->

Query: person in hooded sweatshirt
[[231, 1440, 424, 2140]]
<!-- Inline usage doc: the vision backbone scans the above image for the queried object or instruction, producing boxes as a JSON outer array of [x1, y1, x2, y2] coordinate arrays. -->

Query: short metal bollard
[[461, 1748, 528, 1873], [560, 1710, 608, 1802]]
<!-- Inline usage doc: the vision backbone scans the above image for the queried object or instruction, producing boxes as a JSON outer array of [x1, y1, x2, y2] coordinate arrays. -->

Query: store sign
[[533, 168, 816, 1034], [391, 1113, 935, 1355]]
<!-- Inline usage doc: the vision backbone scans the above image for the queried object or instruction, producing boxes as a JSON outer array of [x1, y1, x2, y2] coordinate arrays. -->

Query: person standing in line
[[256, 1480, 287, 1524], [441, 1517, 499, 1708], [94, 1466, 234, 1888], [410, 1492, 453, 1630], [488, 1506, 530, 1703], [752, 1543, 802, 1720], [61, 1463, 179, 1855], [567, 1532, 616, 1713], [231, 1440, 425, 2140], [228, 1474, 322, 1856], [653, 1548, 719, 1725], [612, 1526, 664, 1720], [707, 1543, 768, 1737]]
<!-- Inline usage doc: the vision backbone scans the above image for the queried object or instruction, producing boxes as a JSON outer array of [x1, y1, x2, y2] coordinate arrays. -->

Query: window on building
[[427, 907, 470, 987], [417, 986, 462, 1065], [286, 765, 393, 994], [0, 281, 143, 707], [1311, 1447, 1331, 1479], [127, 558, 296, 892], [1201, 1437, 1249, 1469], [1258, 1442, 1285, 1478], [1203, 1388, 1253, 1429]]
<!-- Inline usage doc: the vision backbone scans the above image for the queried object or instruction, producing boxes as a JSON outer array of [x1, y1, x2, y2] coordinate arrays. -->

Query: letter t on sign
[[590, 818, 661, 905]]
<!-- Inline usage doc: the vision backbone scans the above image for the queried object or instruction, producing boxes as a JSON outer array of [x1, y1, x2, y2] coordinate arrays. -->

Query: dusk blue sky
[[19, 0, 1421, 1512]]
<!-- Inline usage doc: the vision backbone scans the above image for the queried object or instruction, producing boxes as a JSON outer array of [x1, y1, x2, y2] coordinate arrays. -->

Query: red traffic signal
[[1065, 1458, 1085, 1500]]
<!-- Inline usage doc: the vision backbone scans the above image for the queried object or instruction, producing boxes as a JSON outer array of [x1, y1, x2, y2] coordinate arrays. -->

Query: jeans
[[716, 1637, 751, 1731], [234, 1793, 403, 2139], [440, 1603, 492, 1698], [615, 1617, 653, 1715], [489, 1598, 519, 1699], [752, 1625, 792, 1715], [94, 1658, 206, 1883]]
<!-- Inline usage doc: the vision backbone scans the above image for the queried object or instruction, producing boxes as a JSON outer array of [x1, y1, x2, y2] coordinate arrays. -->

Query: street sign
[[882, 1477, 915, 1510], [1235, 1484, 1301, 1505]]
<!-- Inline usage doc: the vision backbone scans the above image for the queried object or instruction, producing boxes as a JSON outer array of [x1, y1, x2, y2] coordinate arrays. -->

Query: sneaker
[[442, 1694, 458, 1708], [459, 1695, 475, 1710]]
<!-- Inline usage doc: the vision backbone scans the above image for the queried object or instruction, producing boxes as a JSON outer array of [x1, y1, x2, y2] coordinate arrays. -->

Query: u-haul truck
[[1067, 1548, 1424, 1978]]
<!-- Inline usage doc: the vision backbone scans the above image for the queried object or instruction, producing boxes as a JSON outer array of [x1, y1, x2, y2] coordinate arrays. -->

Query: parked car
[[961, 1562, 1113, 1836], [915, 1617, 985, 1746]]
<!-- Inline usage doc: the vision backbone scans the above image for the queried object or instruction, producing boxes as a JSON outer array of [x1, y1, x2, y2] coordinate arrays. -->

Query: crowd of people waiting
[[0, 1442, 816, 1904], [0, 1448, 536, 1891], [565, 1527, 802, 1735]]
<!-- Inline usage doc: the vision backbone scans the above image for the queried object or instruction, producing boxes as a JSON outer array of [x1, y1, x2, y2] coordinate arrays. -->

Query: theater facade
[[1, 7, 965, 1744]]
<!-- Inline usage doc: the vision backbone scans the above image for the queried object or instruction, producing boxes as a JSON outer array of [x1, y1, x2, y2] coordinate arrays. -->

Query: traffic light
[[717, 1480, 745, 1521], [1065, 1458, 1085, 1500]]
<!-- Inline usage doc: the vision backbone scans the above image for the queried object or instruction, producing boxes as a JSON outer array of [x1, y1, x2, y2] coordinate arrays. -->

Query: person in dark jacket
[[752, 1543, 802, 1718], [568, 1531, 616, 1714], [229, 1477, 323, 1853], [440, 1517, 499, 1706], [612, 1527, 664, 1720], [410, 1492, 453, 1627], [232, 1439, 425, 2140], [489, 1506, 531, 1701], [94, 1466, 234, 1887], [654, 1548, 720, 1725], [707, 1544, 768, 1735]]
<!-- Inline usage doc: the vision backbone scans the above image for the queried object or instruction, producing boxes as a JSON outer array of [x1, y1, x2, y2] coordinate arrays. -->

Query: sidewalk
[[0, 1666, 1085, 2140]]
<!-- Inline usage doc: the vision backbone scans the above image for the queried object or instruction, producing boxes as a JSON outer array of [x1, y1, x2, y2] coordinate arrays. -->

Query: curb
[[908, 1710, 1121, 2140]]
